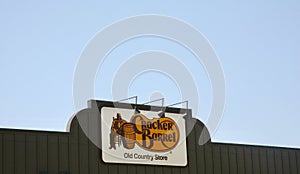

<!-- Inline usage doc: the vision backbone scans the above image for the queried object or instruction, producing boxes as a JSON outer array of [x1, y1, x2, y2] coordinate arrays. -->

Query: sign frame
[[88, 100, 191, 167]]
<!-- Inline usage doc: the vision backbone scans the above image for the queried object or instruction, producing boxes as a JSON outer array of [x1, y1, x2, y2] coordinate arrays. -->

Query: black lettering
[[168, 134, 173, 142], [163, 134, 168, 141], [155, 155, 168, 160], [152, 133, 157, 141], [131, 115, 144, 134], [142, 129, 153, 148], [163, 123, 168, 130], [168, 123, 173, 130], [157, 133, 162, 141], [157, 120, 163, 130], [153, 122, 157, 129], [147, 122, 152, 129]]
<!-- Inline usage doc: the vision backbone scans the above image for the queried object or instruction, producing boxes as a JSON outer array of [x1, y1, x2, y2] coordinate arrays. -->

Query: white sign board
[[101, 107, 187, 166]]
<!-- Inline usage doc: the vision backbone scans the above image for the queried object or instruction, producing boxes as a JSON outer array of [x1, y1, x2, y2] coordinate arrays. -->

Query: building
[[0, 100, 299, 174]]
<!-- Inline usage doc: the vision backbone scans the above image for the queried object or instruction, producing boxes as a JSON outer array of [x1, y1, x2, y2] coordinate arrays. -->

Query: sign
[[101, 106, 187, 166]]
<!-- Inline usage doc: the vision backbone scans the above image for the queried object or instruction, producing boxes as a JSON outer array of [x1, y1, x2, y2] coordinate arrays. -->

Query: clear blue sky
[[0, 1, 300, 148]]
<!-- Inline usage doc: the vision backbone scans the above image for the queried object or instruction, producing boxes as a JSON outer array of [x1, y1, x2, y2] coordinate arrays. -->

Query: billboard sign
[[101, 106, 187, 166]]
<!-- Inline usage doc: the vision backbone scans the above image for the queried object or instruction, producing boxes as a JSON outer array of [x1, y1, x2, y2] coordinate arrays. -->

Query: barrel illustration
[[121, 123, 136, 149]]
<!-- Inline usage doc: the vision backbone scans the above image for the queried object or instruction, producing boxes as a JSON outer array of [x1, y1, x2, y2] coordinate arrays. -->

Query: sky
[[0, 1, 300, 148]]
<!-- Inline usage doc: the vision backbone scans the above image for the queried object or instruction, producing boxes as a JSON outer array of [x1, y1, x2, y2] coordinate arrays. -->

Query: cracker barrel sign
[[109, 113, 180, 152], [101, 107, 188, 166]]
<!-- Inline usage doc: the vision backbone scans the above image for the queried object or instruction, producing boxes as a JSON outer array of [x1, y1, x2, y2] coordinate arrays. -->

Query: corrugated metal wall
[[0, 129, 69, 174], [0, 109, 300, 174]]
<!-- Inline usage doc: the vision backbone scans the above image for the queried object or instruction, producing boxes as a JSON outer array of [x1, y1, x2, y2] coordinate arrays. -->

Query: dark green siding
[[0, 106, 300, 174]]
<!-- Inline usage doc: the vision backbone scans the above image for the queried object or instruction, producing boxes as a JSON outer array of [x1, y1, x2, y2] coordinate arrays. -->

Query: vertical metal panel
[[78, 126, 89, 174], [187, 123, 197, 174], [236, 146, 246, 174], [180, 166, 189, 174], [267, 148, 276, 174], [120, 164, 128, 174], [213, 145, 222, 174], [98, 155, 108, 174], [137, 165, 146, 174], [204, 143, 214, 174], [171, 166, 180, 174], [154, 166, 163, 174], [163, 166, 173, 174], [274, 148, 283, 173], [37, 135, 48, 173], [195, 123, 205, 174], [69, 120, 79, 174], [3, 133, 14, 174], [127, 164, 137, 174], [26, 134, 37, 174], [244, 147, 253, 174], [296, 150, 300, 174], [107, 164, 119, 174], [76, 110, 90, 174], [220, 145, 230, 174], [58, 136, 69, 173], [87, 110, 100, 174], [88, 141, 99, 174], [259, 148, 268, 174], [196, 144, 205, 174], [288, 150, 298, 174], [15, 133, 26, 174], [145, 165, 155, 174], [0, 134, 2, 174], [251, 147, 260, 174], [48, 135, 59, 173], [282, 149, 290, 174], [228, 146, 238, 174]]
